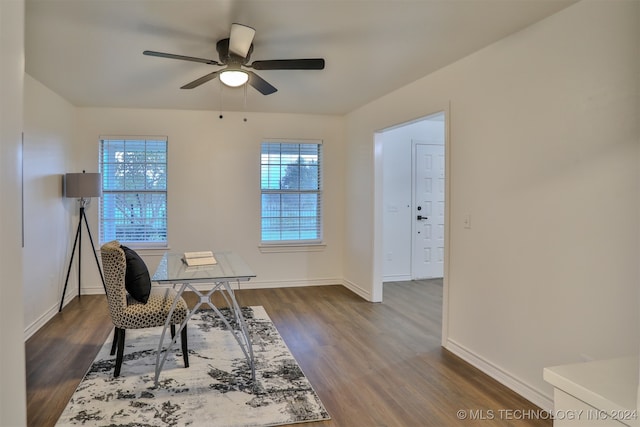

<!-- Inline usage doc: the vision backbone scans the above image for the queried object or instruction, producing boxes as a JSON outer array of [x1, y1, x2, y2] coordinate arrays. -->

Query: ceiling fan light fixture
[[219, 69, 249, 87]]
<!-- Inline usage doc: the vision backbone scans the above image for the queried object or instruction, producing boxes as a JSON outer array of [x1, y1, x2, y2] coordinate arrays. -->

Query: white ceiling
[[25, 0, 576, 115]]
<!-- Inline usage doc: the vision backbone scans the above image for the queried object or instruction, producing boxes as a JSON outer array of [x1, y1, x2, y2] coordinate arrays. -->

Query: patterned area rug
[[56, 306, 330, 427]]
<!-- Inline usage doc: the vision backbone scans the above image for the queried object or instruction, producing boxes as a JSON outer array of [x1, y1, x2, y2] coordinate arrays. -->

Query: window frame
[[98, 135, 168, 248], [260, 139, 323, 246]]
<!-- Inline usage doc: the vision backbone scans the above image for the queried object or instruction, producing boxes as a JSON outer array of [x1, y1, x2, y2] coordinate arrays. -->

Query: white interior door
[[412, 142, 445, 279]]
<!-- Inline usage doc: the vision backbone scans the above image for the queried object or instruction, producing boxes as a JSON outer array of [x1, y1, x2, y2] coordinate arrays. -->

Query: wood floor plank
[[26, 281, 551, 426]]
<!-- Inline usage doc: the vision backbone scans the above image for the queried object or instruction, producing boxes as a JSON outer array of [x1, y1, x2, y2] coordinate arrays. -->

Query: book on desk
[[182, 251, 217, 266]]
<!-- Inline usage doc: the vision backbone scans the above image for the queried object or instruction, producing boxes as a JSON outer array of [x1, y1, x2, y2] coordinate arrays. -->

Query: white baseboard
[[234, 277, 343, 290], [341, 278, 373, 301], [24, 296, 73, 340], [445, 338, 554, 412], [78, 278, 344, 294], [25, 279, 346, 341], [77, 277, 382, 303], [383, 274, 412, 282]]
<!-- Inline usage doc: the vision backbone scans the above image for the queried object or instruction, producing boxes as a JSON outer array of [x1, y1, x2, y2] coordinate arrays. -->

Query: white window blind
[[260, 141, 322, 243], [99, 137, 168, 246]]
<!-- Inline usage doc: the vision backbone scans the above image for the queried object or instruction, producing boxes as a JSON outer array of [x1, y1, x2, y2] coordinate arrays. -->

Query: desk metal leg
[[155, 283, 188, 383], [154, 281, 255, 385], [155, 282, 213, 384], [221, 281, 255, 381], [197, 283, 255, 381]]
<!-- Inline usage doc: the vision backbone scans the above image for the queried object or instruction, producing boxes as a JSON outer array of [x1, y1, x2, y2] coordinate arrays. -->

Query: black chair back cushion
[[121, 245, 151, 304]]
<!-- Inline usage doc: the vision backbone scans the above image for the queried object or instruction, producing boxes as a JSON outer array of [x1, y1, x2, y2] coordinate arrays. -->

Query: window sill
[[258, 243, 326, 253]]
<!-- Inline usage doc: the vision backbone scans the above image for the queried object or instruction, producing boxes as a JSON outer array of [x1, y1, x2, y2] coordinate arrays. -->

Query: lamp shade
[[65, 172, 102, 198]]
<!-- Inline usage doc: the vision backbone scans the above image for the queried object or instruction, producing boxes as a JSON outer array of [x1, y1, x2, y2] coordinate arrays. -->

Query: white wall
[[345, 0, 639, 409], [23, 75, 78, 335], [0, 0, 27, 424], [73, 108, 345, 292]]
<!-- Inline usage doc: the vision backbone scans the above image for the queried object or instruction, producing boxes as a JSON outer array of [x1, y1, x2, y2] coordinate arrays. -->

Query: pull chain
[[218, 80, 224, 119], [243, 82, 248, 122]]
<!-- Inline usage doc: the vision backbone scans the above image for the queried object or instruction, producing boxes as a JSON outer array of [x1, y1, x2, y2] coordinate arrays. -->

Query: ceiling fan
[[143, 23, 325, 95]]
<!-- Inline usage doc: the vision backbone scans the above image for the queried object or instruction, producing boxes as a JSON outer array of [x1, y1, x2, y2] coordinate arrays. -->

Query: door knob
[[417, 215, 428, 220]]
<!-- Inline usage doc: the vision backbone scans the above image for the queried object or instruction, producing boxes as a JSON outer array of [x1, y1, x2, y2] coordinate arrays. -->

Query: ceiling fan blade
[[250, 58, 325, 70], [247, 71, 277, 95], [228, 23, 256, 58], [180, 71, 220, 89], [144, 50, 220, 66]]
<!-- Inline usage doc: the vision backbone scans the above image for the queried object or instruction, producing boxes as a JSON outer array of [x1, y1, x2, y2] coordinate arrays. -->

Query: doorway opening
[[375, 110, 448, 342], [380, 111, 446, 281]]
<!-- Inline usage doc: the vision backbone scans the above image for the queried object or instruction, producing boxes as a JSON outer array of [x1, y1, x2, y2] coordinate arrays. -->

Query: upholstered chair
[[100, 240, 189, 377]]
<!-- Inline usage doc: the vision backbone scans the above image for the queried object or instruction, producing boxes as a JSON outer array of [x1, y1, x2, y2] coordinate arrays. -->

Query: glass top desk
[[151, 251, 256, 384]]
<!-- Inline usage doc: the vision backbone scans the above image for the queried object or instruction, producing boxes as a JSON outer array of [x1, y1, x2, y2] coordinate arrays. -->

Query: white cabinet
[[544, 357, 639, 427]]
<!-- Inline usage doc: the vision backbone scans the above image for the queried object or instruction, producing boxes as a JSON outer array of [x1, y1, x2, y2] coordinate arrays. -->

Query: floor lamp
[[59, 171, 107, 312]]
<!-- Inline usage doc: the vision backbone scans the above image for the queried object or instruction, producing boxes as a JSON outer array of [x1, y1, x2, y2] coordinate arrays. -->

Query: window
[[99, 137, 167, 246], [261, 141, 322, 243]]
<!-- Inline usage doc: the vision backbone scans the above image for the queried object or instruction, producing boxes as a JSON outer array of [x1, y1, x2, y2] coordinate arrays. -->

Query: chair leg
[[170, 324, 176, 339], [114, 328, 125, 377], [181, 324, 189, 368], [110, 327, 118, 356]]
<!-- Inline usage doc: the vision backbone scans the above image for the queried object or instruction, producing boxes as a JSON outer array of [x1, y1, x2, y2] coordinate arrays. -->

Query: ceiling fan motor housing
[[216, 38, 252, 65]]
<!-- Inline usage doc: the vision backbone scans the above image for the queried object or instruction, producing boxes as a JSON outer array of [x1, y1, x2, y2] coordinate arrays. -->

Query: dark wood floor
[[26, 281, 551, 426]]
